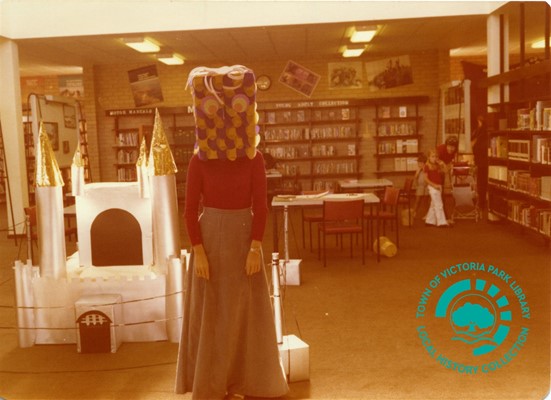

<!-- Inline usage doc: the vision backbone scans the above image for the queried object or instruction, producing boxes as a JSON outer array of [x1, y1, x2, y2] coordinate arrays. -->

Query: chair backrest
[[24, 207, 37, 227], [323, 199, 364, 222], [402, 178, 413, 193], [383, 187, 401, 207]]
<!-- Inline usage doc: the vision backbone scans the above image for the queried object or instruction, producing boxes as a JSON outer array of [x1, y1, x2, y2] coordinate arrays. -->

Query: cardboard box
[[279, 259, 301, 286], [279, 334, 310, 382]]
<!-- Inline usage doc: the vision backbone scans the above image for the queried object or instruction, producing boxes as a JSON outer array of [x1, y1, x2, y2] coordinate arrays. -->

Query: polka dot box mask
[[187, 65, 260, 161]]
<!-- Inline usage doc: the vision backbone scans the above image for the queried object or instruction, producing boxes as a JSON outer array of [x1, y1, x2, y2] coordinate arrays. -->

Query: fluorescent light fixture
[[350, 26, 378, 43], [123, 37, 160, 53], [156, 53, 185, 65], [341, 45, 366, 58], [531, 38, 550, 49]]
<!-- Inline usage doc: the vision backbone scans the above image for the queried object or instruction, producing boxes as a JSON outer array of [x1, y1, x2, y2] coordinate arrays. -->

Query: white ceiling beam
[[0, 1, 507, 40]]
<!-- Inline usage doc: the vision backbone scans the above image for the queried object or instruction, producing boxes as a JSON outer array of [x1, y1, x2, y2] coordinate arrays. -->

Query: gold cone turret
[[136, 136, 148, 168], [72, 145, 84, 167], [148, 109, 177, 176], [36, 121, 64, 187]]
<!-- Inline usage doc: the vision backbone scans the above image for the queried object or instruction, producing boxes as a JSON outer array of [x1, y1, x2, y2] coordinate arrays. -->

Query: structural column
[[0, 38, 28, 235], [487, 12, 510, 107]]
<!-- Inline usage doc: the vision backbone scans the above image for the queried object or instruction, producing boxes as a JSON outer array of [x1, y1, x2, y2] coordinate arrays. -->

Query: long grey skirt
[[175, 207, 289, 399]]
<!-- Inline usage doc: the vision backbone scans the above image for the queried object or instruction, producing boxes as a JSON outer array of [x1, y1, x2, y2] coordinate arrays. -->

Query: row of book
[[489, 135, 551, 164], [310, 126, 355, 139], [394, 157, 418, 172], [261, 108, 355, 124], [507, 200, 551, 237], [116, 149, 138, 164], [117, 168, 137, 182], [516, 101, 551, 131], [264, 128, 305, 141], [377, 105, 408, 119], [377, 139, 418, 155], [264, 126, 356, 141], [267, 144, 357, 159], [490, 168, 551, 200], [313, 161, 356, 175], [116, 131, 139, 146], [377, 123, 416, 136], [172, 128, 195, 145], [312, 180, 336, 192], [173, 147, 194, 164]]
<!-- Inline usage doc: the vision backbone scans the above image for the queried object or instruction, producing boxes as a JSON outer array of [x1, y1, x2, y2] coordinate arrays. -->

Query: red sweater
[[184, 151, 268, 246]]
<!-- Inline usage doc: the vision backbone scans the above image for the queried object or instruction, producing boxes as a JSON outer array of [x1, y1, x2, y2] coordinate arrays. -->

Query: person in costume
[[175, 65, 289, 400]]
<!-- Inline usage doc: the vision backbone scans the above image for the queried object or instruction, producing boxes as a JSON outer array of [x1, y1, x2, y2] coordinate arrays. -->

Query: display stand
[[280, 204, 302, 286], [272, 253, 310, 382]]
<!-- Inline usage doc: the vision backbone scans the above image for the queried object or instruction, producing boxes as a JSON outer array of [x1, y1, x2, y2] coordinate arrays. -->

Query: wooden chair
[[317, 199, 365, 268], [364, 186, 401, 248], [300, 190, 327, 251], [398, 178, 414, 227]]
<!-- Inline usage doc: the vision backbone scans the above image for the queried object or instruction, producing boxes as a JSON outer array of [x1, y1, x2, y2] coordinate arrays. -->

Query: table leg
[[272, 207, 279, 255]]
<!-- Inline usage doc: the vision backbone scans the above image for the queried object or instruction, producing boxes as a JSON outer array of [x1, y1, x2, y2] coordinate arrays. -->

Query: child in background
[[423, 149, 449, 227], [412, 154, 427, 219]]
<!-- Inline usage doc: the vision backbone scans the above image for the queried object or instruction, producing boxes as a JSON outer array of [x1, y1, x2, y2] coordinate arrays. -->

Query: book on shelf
[[394, 157, 407, 171], [347, 144, 356, 156], [507, 139, 530, 161], [399, 106, 408, 118], [341, 108, 350, 120], [379, 106, 391, 119], [532, 136, 550, 164], [488, 165, 508, 182], [490, 136, 508, 158], [538, 209, 551, 237], [406, 157, 418, 171], [534, 101, 551, 130]]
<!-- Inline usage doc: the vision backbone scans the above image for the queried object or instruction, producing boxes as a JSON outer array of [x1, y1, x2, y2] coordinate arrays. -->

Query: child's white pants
[[426, 186, 448, 226]]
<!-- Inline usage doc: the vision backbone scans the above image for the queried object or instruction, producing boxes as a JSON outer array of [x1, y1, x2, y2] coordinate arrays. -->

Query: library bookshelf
[[258, 100, 363, 192]]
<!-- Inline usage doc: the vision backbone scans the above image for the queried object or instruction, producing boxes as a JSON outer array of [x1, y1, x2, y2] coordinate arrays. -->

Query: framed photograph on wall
[[128, 65, 164, 107], [43, 122, 59, 151], [328, 62, 363, 89], [63, 104, 77, 128], [279, 60, 320, 97], [365, 55, 413, 92]]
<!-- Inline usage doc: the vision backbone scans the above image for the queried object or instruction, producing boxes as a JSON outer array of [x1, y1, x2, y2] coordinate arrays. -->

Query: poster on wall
[[128, 65, 164, 107], [279, 60, 320, 97], [328, 62, 363, 89], [58, 75, 84, 99], [365, 55, 413, 92]]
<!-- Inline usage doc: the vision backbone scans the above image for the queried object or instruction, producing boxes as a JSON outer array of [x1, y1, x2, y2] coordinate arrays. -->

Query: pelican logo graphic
[[416, 262, 530, 374]]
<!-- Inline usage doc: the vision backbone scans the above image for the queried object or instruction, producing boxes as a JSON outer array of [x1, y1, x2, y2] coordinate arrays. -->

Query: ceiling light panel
[[350, 26, 378, 43], [123, 37, 160, 53], [157, 53, 185, 65]]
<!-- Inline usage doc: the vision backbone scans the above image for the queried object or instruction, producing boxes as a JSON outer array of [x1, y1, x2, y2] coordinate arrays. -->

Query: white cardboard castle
[[14, 111, 186, 349]]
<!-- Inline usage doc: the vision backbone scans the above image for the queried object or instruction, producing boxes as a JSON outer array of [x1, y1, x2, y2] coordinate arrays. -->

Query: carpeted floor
[[0, 203, 549, 399]]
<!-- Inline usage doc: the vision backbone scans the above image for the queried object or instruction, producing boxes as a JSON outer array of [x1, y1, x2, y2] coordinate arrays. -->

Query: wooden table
[[271, 192, 381, 263]]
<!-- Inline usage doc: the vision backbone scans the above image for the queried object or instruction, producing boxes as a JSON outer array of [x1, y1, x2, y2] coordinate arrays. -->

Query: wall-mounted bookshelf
[[258, 100, 363, 192], [106, 107, 195, 200], [368, 96, 429, 177]]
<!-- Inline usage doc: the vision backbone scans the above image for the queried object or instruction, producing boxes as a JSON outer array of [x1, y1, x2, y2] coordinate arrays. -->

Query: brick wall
[[86, 50, 451, 187]]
